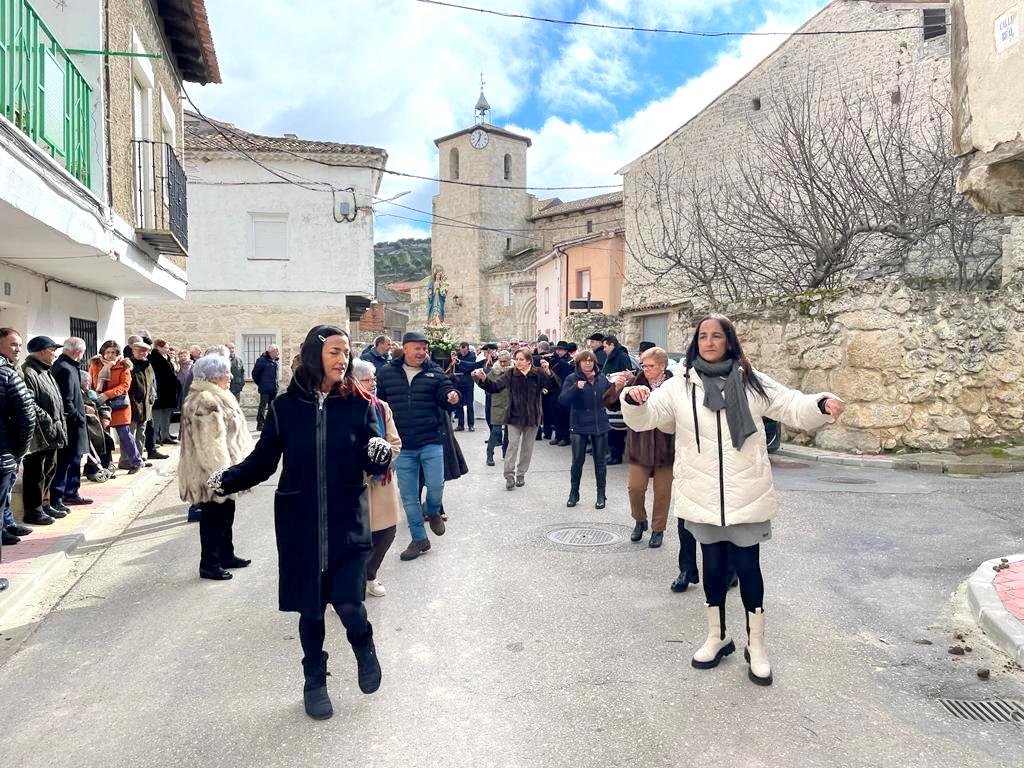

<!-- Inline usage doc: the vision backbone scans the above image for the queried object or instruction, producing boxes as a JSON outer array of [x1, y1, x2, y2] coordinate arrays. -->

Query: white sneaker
[[366, 579, 387, 598]]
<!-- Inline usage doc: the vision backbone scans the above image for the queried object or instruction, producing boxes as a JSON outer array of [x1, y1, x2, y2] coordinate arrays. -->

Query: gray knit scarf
[[692, 357, 758, 451]]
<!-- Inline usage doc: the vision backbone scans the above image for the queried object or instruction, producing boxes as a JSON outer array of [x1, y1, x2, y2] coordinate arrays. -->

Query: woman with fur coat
[[178, 354, 254, 581]]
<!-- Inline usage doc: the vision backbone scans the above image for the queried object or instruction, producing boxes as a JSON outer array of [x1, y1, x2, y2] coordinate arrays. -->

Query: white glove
[[367, 437, 391, 465]]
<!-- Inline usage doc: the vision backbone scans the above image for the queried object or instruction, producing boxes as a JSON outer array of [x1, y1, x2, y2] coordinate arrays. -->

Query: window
[[450, 147, 460, 180], [586, 219, 593, 234], [576, 269, 591, 299], [506, 237, 512, 252], [503, 153, 511, 180], [70, 317, 98, 361], [751, 96, 762, 111], [241, 333, 277, 379], [504, 284, 513, 307], [250, 214, 289, 260], [923, 8, 947, 41], [642, 314, 670, 350], [544, 287, 550, 313]]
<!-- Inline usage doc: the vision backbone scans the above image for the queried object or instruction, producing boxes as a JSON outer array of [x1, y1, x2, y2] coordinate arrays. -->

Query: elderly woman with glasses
[[177, 354, 254, 581], [351, 358, 402, 598]]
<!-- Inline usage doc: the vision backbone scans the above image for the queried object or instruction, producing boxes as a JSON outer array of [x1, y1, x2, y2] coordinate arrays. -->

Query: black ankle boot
[[566, 487, 580, 507], [302, 651, 333, 720], [630, 520, 648, 542], [350, 626, 382, 694], [595, 489, 606, 509]]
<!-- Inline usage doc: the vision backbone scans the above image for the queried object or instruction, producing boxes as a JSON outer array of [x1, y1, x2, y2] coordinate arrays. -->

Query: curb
[[965, 553, 1024, 667], [777, 444, 1024, 474], [0, 455, 179, 626]]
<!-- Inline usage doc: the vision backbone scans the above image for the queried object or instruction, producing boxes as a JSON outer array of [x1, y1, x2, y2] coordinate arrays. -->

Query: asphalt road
[[1, 433, 1023, 768]]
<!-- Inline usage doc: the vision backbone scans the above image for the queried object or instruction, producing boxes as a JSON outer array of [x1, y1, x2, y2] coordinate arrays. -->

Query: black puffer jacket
[[219, 375, 388, 618], [602, 344, 635, 375], [559, 371, 612, 436], [22, 356, 67, 454], [52, 353, 88, 455], [375, 357, 459, 450], [0, 358, 36, 473]]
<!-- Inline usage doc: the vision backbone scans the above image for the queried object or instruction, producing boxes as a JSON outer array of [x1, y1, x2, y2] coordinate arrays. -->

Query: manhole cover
[[819, 476, 877, 485], [545, 526, 622, 547], [939, 698, 1024, 723]]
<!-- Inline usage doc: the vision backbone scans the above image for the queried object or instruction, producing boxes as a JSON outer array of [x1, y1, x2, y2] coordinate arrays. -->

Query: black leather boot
[[302, 651, 333, 720], [566, 485, 580, 507], [630, 520, 648, 542], [349, 625, 382, 694]]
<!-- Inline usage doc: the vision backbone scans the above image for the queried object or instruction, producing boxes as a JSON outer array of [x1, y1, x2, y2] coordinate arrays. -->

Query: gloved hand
[[206, 468, 227, 496], [367, 437, 391, 465]]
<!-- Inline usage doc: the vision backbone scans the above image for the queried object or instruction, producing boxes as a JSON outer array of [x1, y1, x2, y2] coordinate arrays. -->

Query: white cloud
[[511, 1, 827, 195]]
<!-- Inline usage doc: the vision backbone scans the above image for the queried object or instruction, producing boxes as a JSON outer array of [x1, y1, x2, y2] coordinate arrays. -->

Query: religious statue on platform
[[426, 268, 449, 325]]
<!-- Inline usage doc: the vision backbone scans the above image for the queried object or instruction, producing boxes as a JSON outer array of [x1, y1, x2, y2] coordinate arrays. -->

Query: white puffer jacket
[[621, 368, 836, 527]]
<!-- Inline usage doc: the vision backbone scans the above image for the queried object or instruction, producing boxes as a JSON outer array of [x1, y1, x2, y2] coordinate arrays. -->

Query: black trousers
[[365, 525, 396, 582], [701, 541, 764, 613], [608, 429, 626, 461], [455, 392, 475, 428], [298, 575, 371, 664], [486, 424, 508, 460], [256, 389, 277, 429], [540, 395, 558, 438], [570, 433, 608, 493], [554, 403, 570, 442], [677, 518, 698, 578], [198, 499, 236, 570], [22, 449, 58, 512]]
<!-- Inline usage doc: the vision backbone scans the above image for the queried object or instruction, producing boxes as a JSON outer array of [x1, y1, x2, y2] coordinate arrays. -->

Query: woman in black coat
[[558, 349, 612, 509], [212, 325, 392, 721]]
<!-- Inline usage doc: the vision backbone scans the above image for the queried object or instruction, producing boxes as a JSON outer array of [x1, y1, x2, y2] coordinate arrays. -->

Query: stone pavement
[[779, 442, 1024, 474], [0, 447, 179, 624]]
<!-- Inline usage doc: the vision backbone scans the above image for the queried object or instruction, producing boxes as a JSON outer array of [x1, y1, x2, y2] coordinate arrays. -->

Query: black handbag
[[107, 394, 129, 411]]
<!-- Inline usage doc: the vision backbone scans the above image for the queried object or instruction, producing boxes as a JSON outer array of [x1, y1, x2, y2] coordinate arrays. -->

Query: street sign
[[569, 299, 604, 310], [995, 6, 1020, 52]]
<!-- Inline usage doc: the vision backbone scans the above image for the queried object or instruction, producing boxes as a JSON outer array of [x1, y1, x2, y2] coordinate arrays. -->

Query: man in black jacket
[[549, 341, 574, 446], [21, 336, 68, 526], [375, 331, 460, 561], [50, 337, 93, 510], [0, 329, 36, 576], [452, 342, 482, 431], [251, 344, 281, 431]]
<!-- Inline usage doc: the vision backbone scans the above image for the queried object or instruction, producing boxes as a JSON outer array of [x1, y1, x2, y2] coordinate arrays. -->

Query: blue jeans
[[1, 467, 16, 529], [395, 443, 444, 541]]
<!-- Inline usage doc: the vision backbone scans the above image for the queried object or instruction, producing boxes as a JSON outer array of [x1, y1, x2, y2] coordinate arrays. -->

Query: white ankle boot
[[691, 604, 735, 669], [744, 608, 773, 686]]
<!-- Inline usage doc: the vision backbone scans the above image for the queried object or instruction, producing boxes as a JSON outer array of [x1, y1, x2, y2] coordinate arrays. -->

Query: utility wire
[[415, 0, 944, 37]]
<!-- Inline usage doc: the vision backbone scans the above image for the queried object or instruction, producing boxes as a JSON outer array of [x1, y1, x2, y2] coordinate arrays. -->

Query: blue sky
[[190, 0, 827, 241]]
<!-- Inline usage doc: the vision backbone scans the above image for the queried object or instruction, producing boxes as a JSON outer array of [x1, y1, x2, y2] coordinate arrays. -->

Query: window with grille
[[923, 9, 947, 41], [241, 333, 276, 380], [70, 317, 98, 363]]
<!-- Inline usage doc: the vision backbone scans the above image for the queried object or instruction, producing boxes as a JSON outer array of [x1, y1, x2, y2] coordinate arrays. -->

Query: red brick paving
[[993, 561, 1024, 621]]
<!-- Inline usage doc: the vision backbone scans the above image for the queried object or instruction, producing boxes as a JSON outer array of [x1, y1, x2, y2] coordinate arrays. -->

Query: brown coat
[[367, 399, 402, 532], [605, 369, 675, 468], [476, 366, 555, 428]]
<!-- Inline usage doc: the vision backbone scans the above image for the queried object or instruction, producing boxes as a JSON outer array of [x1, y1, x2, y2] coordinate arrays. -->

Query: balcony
[[132, 139, 189, 257], [0, 0, 91, 187]]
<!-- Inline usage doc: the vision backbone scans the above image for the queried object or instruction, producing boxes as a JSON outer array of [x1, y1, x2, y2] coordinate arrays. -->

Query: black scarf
[[692, 357, 758, 451]]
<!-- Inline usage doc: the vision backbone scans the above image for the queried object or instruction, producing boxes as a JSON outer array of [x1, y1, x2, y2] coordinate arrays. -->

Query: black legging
[[570, 433, 608, 492], [299, 602, 370, 663], [701, 541, 764, 613]]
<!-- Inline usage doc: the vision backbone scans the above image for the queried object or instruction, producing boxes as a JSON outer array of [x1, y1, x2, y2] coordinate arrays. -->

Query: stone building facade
[[412, 95, 624, 341]]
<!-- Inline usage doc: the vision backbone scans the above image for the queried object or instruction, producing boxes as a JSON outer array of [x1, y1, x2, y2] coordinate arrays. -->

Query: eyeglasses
[[358, 377, 376, 385]]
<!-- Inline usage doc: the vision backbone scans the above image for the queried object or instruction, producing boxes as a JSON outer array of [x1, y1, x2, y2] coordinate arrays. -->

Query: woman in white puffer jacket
[[621, 314, 845, 686]]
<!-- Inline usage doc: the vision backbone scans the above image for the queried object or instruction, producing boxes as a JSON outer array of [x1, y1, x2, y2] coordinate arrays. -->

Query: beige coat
[[178, 380, 255, 505], [622, 367, 836, 527], [368, 399, 402, 532]]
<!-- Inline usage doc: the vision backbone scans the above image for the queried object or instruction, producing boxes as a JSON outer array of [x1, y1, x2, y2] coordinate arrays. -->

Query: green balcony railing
[[0, 0, 91, 187]]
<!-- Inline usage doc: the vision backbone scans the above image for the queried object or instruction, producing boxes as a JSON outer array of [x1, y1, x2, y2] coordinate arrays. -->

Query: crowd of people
[[0, 318, 844, 716]]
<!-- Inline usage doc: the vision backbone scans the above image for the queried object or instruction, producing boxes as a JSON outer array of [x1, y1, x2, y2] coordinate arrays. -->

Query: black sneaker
[[50, 501, 71, 513], [63, 495, 94, 506], [1, 528, 19, 545], [7, 524, 32, 537], [44, 505, 68, 519], [148, 451, 170, 460]]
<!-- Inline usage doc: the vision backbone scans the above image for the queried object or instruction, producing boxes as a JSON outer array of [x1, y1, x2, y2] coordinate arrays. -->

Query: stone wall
[[623, 280, 1024, 453], [124, 301, 351, 412]]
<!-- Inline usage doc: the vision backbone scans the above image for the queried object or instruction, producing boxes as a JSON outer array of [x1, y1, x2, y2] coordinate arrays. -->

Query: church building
[[410, 90, 624, 342]]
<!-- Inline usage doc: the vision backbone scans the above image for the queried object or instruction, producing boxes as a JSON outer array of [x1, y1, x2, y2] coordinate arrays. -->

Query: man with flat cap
[[21, 336, 68, 526], [375, 331, 460, 561]]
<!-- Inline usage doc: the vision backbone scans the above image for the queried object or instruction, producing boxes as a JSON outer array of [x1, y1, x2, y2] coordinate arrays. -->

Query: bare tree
[[627, 71, 1004, 303]]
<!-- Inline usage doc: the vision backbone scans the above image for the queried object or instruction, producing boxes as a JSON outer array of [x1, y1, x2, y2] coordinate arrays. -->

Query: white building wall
[[182, 155, 378, 306]]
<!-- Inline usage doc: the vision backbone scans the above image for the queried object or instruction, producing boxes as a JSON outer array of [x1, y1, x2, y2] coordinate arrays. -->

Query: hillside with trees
[[374, 238, 431, 282]]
